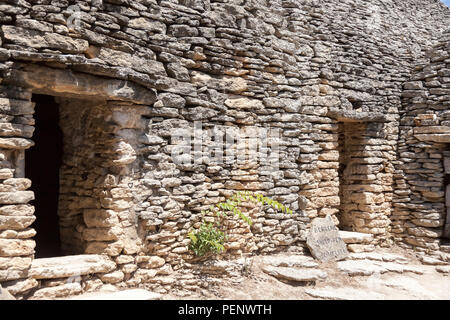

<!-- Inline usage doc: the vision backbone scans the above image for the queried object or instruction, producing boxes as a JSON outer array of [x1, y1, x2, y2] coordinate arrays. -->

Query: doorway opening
[[443, 148, 450, 240], [25, 94, 63, 258], [337, 122, 354, 231]]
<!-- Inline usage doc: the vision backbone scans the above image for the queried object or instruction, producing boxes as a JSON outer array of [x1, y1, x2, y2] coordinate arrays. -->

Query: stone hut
[[0, 0, 449, 299]]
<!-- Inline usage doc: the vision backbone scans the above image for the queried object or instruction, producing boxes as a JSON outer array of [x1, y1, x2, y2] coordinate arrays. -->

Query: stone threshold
[[30, 254, 116, 280], [338, 230, 374, 244]]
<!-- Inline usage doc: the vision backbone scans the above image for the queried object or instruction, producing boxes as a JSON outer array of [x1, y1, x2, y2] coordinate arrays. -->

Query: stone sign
[[306, 216, 349, 262]]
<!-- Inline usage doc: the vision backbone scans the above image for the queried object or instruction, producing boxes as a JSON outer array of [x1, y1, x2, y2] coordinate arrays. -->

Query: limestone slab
[[30, 254, 116, 280], [414, 133, 450, 143], [0, 239, 35, 257], [262, 265, 327, 282], [31, 283, 83, 300], [419, 256, 447, 265], [0, 191, 34, 204], [347, 252, 408, 264], [436, 266, 450, 273], [2, 278, 38, 295], [69, 289, 162, 300], [367, 276, 438, 299], [444, 156, 450, 174], [337, 260, 424, 276], [337, 260, 386, 276], [327, 109, 387, 123], [347, 244, 375, 253], [305, 286, 385, 300], [306, 216, 348, 261], [261, 255, 319, 268], [0, 284, 15, 300], [338, 231, 374, 244]]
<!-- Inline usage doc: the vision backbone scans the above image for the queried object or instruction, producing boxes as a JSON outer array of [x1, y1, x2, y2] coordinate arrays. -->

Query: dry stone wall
[[395, 30, 450, 262], [0, 0, 449, 298]]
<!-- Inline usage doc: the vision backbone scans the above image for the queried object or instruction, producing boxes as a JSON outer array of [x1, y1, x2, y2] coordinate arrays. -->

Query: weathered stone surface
[[261, 255, 319, 268], [0, 0, 449, 298], [0, 138, 34, 150], [414, 133, 450, 143], [0, 239, 35, 257], [0, 284, 15, 300], [0, 257, 32, 281], [2, 278, 38, 295], [2, 26, 88, 53], [0, 216, 35, 230], [337, 260, 386, 276], [328, 109, 387, 122], [338, 231, 374, 244], [0, 205, 34, 216], [419, 256, 447, 266], [347, 252, 408, 264], [70, 289, 162, 300], [31, 283, 83, 300], [83, 210, 119, 228], [0, 192, 34, 205], [347, 244, 375, 253], [307, 216, 348, 261], [337, 260, 424, 276], [262, 266, 327, 282], [30, 255, 116, 280], [0, 169, 14, 180], [305, 286, 385, 300], [99, 270, 125, 284], [4, 65, 156, 105], [436, 266, 450, 273]]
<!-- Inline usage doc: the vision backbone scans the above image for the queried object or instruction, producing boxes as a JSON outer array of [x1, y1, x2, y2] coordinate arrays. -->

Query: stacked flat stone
[[395, 29, 450, 264]]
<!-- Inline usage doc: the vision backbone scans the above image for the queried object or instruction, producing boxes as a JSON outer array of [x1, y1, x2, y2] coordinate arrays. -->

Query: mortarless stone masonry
[[0, 0, 449, 298]]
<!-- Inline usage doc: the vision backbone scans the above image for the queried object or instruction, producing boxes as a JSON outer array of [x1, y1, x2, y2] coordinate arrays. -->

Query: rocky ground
[[160, 247, 450, 300], [21, 246, 448, 300]]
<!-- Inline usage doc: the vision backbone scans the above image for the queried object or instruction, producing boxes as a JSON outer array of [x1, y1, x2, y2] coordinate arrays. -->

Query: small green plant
[[187, 191, 292, 258], [188, 221, 226, 257]]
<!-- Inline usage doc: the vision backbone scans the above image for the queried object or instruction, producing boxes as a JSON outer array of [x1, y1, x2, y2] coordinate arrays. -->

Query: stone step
[[436, 266, 450, 273], [338, 231, 374, 244], [347, 244, 375, 253], [370, 276, 440, 299], [440, 243, 450, 253], [337, 260, 424, 277], [262, 265, 327, 282], [30, 254, 116, 280], [305, 286, 385, 300], [69, 289, 162, 300], [347, 252, 408, 264], [261, 255, 318, 268]]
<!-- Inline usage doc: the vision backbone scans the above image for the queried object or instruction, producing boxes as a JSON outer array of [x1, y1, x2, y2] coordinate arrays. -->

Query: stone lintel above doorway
[[2, 64, 157, 106]]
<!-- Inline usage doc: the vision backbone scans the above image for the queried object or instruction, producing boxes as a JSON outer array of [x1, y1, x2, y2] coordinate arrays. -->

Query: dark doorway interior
[[25, 94, 63, 258], [444, 148, 450, 241], [337, 122, 352, 231]]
